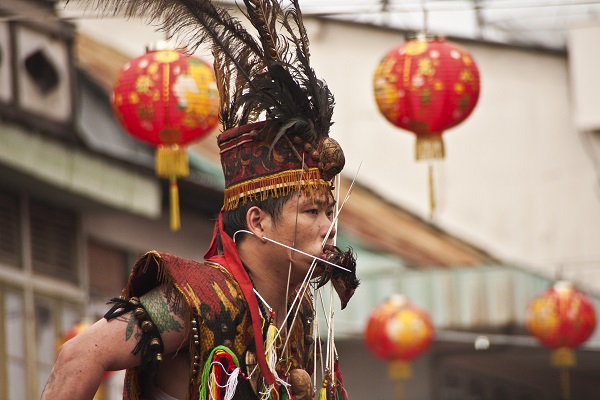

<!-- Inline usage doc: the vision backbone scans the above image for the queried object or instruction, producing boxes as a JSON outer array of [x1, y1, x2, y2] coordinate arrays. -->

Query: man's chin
[[290, 259, 326, 280]]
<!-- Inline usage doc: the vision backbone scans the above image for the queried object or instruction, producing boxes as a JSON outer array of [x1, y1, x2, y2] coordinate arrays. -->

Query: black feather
[[242, 0, 283, 62]]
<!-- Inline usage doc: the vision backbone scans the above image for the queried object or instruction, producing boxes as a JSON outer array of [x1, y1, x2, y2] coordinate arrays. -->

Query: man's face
[[263, 189, 337, 281]]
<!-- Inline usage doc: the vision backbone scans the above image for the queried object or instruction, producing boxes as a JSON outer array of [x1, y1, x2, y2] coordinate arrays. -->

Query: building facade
[[0, 2, 222, 397]]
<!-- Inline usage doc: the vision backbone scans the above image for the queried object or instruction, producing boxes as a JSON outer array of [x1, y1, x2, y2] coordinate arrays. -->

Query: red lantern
[[526, 281, 596, 399], [365, 295, 434, 393], [373, 36, 480, 161], [112, 49, 220, 230], [373, 36, 480, 218], [526, 281, 596, 361]]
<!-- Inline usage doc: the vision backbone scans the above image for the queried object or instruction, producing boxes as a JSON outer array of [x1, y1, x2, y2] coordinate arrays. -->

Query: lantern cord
[[169, 176, 181, 231], [388, 361, 411, 400], [560, 368, 571, 400], [396, 380, 405, 400], [421, 0, 429, 34], [428, 163, 436, 220]]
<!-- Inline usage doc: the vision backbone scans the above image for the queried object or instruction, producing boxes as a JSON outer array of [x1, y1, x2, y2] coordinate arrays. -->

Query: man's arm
[[41, 284, 188, 399]]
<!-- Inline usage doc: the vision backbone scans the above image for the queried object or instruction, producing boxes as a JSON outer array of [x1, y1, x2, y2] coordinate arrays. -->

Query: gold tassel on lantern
[[551, 347, 576, 368], [169, 176, 181, 231], [156, 144, 189, 177], [552, 347, 575, 400], [415, 135, 445, 161], [427, 164, 435, 220], [156, 144, 189, 231], [389, 361, 411, 400]]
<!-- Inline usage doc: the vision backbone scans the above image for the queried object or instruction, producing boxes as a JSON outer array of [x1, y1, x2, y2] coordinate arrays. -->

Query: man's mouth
[[320, 244, 335, 261]]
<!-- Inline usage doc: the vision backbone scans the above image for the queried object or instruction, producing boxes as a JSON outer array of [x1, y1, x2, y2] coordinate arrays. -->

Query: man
[[42, 1, 358, 399], [42, 185, 345, 399]]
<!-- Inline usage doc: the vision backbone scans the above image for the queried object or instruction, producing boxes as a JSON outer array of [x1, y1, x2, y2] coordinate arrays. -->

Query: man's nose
[[321, 215, 336, 238]]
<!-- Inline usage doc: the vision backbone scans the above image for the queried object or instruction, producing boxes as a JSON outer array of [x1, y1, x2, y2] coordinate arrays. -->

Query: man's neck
[[237, 239, 298, 328]]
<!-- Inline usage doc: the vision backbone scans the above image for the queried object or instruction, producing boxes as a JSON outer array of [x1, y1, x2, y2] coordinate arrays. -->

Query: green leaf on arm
[[140, 287, 184, 333], [115, 313, 137, 341], [126, 314, 136, 341]]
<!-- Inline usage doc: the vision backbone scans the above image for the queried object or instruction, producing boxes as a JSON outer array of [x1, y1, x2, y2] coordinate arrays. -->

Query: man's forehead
[[296, 189, 336, 206]]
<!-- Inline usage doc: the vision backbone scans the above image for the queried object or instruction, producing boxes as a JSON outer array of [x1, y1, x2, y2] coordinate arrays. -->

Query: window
[[0, 191, 21, 267], [24, 49, 60, 95], [30, 200, 78, 283], [35, 296, 55, 395], [87, 239, 129, 299], [3, 288, 25, 400], [35, 295, 81, 399], [0, 191, 85, 398]]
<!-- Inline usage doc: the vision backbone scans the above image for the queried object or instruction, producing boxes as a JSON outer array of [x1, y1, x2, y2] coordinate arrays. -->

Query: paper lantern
[[526, 280, 596, 363], [373, 36, 480, 218], [112, 49, 219, 230], [365, 294, 434, 398], [373, 35, 480, 161], [526, 281, 596, 400]]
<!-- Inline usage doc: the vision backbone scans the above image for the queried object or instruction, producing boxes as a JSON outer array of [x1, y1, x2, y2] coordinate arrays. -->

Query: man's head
[[224, 185, 337, 283], [207, 2, 346, 263], [217, 121, 344, 239]]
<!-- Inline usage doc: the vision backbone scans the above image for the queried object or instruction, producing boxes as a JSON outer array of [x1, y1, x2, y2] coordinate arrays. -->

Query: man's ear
[[246, 206, 268, 243]]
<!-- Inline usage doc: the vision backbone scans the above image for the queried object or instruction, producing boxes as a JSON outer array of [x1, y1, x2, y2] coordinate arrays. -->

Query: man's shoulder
[[138, 252, 250, 325], [126, 250, 242, 298], [155, 252, 239, 286], [149, 251, 230, 274]]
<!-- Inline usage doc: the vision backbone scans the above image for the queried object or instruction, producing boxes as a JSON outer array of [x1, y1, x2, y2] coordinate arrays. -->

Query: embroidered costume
[[106, 250, 315, 400]]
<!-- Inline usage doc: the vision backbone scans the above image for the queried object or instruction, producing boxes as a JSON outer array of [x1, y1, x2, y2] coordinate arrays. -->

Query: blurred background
[[1, 0, 600, 398]]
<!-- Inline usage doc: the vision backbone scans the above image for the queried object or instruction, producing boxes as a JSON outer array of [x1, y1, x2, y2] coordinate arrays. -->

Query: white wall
[[568, 21, 600, 132]]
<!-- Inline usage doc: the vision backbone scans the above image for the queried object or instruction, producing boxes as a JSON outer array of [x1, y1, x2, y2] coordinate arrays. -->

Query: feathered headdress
[[82, 0, 345, 208]]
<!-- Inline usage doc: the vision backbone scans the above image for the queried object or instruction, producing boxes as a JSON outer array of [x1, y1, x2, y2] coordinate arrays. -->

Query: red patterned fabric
[[218, 121, 321, 188], [118, 246, 315, 400], [204, 211, 276, 386], [120, 251, 254, 400]]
